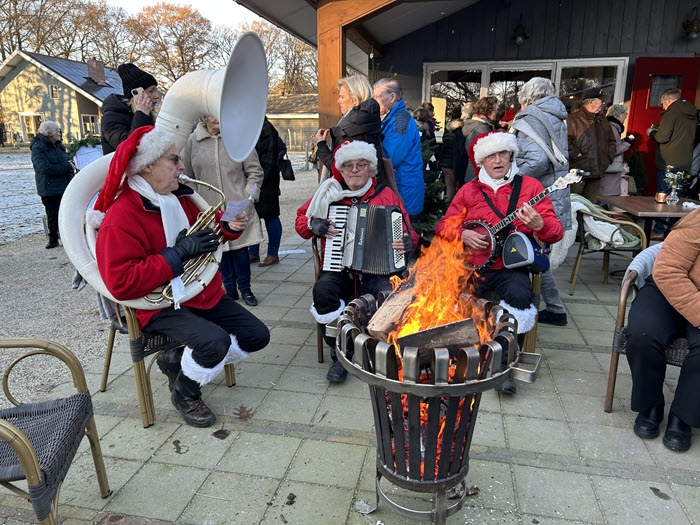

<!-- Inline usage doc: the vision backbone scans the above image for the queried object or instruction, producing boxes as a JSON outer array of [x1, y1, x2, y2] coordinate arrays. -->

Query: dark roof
[[24, 51, 122, 103], [267, 93, 318, 114]]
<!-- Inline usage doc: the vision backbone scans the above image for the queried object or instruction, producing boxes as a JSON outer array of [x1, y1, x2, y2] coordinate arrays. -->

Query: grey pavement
[[0, 185, 698, 524]]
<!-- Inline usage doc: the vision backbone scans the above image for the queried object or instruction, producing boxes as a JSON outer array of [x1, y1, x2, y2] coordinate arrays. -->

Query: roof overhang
[[234, 0, 474, 72]]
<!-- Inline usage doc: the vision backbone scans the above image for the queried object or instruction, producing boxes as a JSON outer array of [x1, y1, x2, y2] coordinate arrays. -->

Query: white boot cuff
[[181, 346, 225, 387], [223, 334, 250, 365], [499, 300, 538, 334], [310, 299, 345, 325]]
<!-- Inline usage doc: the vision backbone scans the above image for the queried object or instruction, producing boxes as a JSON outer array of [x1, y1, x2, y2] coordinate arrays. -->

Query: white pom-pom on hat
[[472, 131, 518, 166], [333, 140, 378, 173]]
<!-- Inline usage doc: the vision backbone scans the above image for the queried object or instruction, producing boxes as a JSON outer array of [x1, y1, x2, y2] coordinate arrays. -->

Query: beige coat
[[180, 122, 264, 250], [653, 214, 700, 327]]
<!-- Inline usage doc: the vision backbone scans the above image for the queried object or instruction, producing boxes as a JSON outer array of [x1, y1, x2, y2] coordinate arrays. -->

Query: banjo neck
[[487, 184, 555, 236]]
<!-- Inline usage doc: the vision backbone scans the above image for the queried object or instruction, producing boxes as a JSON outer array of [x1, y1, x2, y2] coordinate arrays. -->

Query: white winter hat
[[471, 131, 518, 166], [333, 140, 378, 174]]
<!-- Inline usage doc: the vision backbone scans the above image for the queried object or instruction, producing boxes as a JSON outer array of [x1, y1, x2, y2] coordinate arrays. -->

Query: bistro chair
[[104, 307, 236, 428], [604, 244, 689, 412], [0, 338, 111, 524], [568, 195, 646, 295]]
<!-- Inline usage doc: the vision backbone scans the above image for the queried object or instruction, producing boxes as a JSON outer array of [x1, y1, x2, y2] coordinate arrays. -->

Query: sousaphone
[[59, 32, 269, 310]]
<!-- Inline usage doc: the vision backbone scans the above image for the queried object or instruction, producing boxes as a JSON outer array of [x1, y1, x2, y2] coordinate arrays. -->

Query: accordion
[[322, 204, 406, 275]]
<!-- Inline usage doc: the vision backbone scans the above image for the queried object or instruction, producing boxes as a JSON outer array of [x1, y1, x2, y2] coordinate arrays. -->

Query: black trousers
[[469, 268, 533, 310], [41, 194, 63, 242], [626, 279, 700, 427], [146, 294, 269, 369]]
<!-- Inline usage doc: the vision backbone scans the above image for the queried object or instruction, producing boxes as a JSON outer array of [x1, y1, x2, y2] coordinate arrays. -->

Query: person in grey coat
[[511, 77, 570, 326]]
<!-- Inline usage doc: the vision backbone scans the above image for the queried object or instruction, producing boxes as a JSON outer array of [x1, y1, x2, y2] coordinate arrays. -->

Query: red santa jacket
[[295, 178, 418, 268], [96, 183, 241, 329], [435, 174, 563, 270]]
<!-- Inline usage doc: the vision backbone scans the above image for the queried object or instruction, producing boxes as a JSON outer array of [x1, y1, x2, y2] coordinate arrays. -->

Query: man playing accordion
[[296, 140, 418, 383], [90, 126, 269, 427]]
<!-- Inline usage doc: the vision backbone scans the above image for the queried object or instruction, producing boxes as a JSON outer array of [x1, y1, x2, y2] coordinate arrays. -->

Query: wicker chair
[[568, 205, 647, 295], [106, 307, 237, 428], [0, 338, 111, 524], [603, 245, 689, 412]]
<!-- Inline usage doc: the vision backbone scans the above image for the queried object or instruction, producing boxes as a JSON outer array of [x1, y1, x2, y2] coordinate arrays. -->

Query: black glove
[[172, 228, 219, 262], [402, 234, 412, 253], [309, 218, 331, 237]]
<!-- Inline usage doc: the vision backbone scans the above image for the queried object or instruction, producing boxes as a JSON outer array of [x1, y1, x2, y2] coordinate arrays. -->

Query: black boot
[[156, 347, 183, 392], [171, 372, 216, 427], [326, 344, 348, 383], [494, 343, 517, 395], [663, 411, 691, 452]]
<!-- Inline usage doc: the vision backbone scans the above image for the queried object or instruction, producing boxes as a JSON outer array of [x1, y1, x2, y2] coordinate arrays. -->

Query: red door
[[627, 57, 700, 195]]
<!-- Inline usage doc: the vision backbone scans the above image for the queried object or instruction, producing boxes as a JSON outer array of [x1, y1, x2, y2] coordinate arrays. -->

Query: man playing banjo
[[90, 126, 270, 427], [435, 130, 563, 395]]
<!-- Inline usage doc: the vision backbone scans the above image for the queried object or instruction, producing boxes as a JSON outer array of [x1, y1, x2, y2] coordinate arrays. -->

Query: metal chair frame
[[568, 208, 647, 295], [0, 338, 111, 524], [604, 269, 689, 412]]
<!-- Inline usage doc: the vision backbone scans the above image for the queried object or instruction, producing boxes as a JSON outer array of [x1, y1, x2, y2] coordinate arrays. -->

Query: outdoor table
[[597, 196, 700, 243]]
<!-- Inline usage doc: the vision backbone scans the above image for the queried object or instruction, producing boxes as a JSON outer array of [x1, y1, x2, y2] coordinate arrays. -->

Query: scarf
[[305, 177, 373, 226], [128, 175, 190, 308], [478, 164, 519, 193]]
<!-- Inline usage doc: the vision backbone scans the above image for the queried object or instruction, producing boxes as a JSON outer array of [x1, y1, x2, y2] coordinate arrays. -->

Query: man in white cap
[[90, 125, 270, 427], [435, 130, 563, 395], [296, 140, 418, 383]]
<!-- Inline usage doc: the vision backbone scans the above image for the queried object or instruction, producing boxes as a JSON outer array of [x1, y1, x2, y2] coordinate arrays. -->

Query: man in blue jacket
[[373, 78, 424, 217]]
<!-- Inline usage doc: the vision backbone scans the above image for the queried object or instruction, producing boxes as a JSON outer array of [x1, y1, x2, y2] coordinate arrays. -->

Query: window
[[423, 57, 629, 124], [81, 115, 100, 137], [50, 85, 58, 99], [649, 75, 681, 107]]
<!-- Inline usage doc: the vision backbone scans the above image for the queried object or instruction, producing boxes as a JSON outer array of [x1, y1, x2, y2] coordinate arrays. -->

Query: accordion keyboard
[[321, 205, 350, 272]]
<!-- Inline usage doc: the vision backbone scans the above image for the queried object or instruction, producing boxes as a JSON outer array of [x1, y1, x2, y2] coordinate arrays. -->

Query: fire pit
[[332, 293, 541, 525]]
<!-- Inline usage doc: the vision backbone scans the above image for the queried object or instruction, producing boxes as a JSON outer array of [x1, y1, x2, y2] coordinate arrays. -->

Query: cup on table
[[655, 192, 668, 203]]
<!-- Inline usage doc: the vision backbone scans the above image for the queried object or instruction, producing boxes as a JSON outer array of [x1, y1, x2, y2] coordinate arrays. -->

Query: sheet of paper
[[222, 199, 252, 222]]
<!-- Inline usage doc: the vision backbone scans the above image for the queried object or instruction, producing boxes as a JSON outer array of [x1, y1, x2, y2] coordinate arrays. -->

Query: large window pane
[[559, 65, 619, 113], [489, 68, 551, 117], [649, 75, 681, 107], [429, 69, 481, 119]]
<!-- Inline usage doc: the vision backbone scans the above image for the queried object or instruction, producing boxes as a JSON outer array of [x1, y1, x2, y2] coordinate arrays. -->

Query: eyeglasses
[[166, 154, 181, 165], [340, 161, 369, 172], [484, 150, 511, 161]]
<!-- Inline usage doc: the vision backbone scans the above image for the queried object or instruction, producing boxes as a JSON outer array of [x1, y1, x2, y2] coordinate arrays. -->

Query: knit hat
[[582, 87, 606, 101], [470, 130, 519, 167], [333, 140, 378, 173], [87, 126, 176, 228], [118, 63, 157, 98]]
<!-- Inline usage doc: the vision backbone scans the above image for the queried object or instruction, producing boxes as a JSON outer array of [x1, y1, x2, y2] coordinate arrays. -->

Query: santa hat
[[333, 140, 378, 174], [87, 126, 176, 228], [469, 130, 518, 167]]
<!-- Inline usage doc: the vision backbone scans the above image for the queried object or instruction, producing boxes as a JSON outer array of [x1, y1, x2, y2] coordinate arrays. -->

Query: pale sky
[[105, 0, 259, 27]]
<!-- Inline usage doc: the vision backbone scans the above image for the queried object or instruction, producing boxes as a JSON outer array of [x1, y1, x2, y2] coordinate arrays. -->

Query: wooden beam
[[346, 25, 384, 58], [316, 0, 400, 128]]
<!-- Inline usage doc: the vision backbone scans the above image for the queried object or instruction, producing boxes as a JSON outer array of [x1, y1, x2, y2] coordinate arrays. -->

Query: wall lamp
[[512, 20, 529, 46], [683, 7, 700, 39]]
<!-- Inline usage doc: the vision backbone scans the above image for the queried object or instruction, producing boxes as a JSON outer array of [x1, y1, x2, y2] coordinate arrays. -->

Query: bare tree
[[205, 25, 242, 70], [125, 3, 216, 86], [83, 1, 140, 68], [274, 32, 317, 95]]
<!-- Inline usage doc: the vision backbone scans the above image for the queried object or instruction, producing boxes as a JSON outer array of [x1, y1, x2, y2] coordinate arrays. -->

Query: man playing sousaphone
[[89, 125, 269, 427], [435, 131, 563, 395]]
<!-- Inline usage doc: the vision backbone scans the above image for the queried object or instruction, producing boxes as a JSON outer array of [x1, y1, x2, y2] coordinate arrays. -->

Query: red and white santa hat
[[470, 130, 519, 167], [333, 140, 378, 174], [87, 125, 176, 228]]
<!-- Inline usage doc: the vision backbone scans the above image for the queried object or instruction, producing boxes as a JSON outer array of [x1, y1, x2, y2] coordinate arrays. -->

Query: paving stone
[[217, 432, 301, 478], [286, 440, 365, 488], [259, 481, 353, 525]]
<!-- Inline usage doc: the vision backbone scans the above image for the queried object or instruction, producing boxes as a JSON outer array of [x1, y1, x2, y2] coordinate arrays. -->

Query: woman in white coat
[[181, 116, 264, 306]]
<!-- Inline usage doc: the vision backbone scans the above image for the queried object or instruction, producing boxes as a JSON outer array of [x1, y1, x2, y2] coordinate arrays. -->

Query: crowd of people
[[31, 63, 700, 451]]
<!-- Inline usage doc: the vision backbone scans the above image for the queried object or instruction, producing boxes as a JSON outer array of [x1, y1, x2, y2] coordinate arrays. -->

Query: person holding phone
[[100, 63, 162, 154]]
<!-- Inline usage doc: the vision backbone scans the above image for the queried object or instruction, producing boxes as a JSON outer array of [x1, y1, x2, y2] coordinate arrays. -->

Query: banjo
[[462, 169, 583, 270]]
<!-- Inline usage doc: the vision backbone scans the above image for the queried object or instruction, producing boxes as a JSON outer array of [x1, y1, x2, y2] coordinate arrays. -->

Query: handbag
[[280, 154, 295, 181]]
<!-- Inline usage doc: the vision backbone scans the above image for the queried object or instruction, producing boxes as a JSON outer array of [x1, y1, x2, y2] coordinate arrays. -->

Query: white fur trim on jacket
[[499, 300, 537, 334], [473, 132, 518, 166], [310, 299, 346, 325], [333, 140, 378, 173]]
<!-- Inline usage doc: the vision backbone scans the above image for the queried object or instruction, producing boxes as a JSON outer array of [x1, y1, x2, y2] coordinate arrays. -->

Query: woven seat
[[0, 338, 111, 524], [604, 258, 690, 412], [107, 307, 236, 428]]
